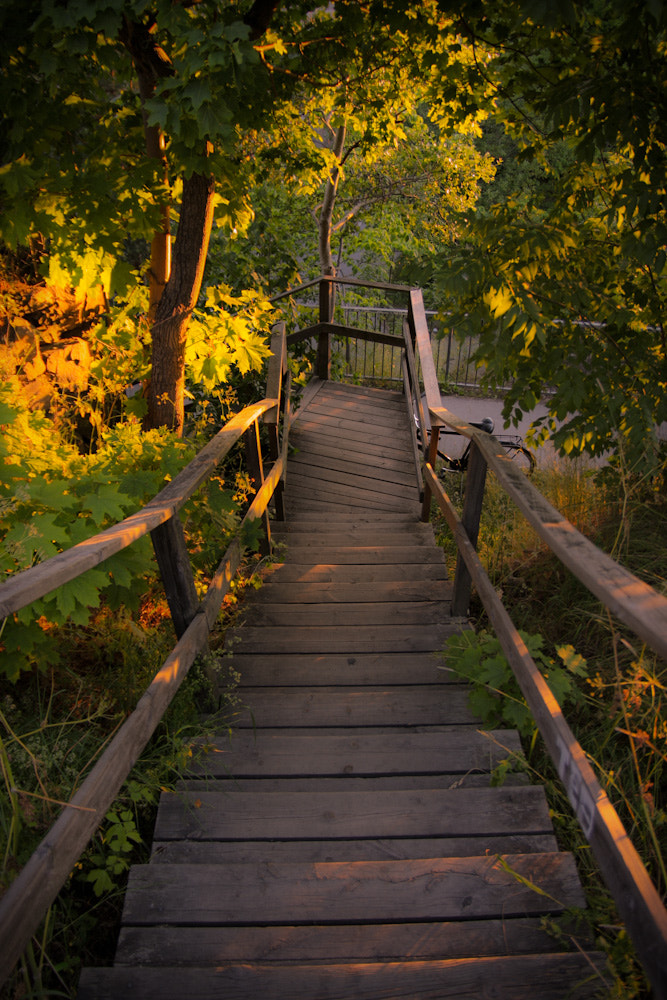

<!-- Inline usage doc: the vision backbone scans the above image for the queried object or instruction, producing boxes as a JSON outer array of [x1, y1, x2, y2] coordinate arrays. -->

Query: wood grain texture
[[225, 623, 460, 654], [227, 685, 476, 726], [223, 651, 451, 685], [113, 916, 577, 965], [191, 728, 522, 778], [78, 953, 607, 1000], [148, 833, 560, 865], [153, 786, 554, 842]]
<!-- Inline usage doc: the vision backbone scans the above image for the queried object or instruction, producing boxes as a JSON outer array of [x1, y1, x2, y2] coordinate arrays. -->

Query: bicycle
[[415, 409, 536, 476]]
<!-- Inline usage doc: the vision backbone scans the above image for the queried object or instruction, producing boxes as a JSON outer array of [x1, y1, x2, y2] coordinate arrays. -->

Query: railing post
[[245, 420, 271, 557], [317, 274, 335, 380], [264, 323, 287, 521], [421, 424, 440, 523], [150, 516, 200, 638], [451, 439, 488, 616]]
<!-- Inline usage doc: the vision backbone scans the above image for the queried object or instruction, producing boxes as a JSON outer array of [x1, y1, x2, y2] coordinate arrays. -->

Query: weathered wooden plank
[[286, 497, 423, 517], [271, 521, 434, 541], [78, 952, 607, 1000], [285, 477, 419, 512], [408, 289, 441, 416], [229, 685, 474, 725], [292, 421, 412, 454], [292, 427, 414, 464], [316, 379, 406, 405], [153, 787, 553, 842], [288, 435, 417, 475], [257, 563, 448, 584], [119, 853, 584, 925], [259, 544, 444, 565], [226, 623, 460, 654], [274, 509, 419, 522], [149, 832, 558, 866], [114, 916, 573, 966], [189, 728, 523, 777], [249, 579, 451, 605], [284, 484, 419, 514], [286, 461, 418, 500], [294, 401, 410, 430], [223, 652, 450, 685], [242, 600, 446, 628], [287, 451, 418, 488], [304, 397, 409, 424]]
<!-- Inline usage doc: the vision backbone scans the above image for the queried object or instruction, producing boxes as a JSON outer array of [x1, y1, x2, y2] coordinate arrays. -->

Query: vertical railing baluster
[[317, 276, 334, 380], [451, 439, 488, 615], [245, 420, 271, 557]]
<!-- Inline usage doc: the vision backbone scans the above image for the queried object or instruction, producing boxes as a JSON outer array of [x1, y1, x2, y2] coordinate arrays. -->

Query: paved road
[[438, 395, 576, 470]]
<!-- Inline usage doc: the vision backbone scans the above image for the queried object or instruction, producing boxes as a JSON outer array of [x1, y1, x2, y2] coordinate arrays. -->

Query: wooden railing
[[401, 286, 667, 1000], [0, 323, 291, 986], [280, 276, 667, 995]]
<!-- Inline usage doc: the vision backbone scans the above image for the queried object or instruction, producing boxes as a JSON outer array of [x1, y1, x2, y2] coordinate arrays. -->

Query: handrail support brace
[[452, 439, 488, 616]]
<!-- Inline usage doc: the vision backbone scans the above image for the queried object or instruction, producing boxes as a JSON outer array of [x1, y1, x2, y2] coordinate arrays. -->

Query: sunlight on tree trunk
[[147, 172, 215, 434]]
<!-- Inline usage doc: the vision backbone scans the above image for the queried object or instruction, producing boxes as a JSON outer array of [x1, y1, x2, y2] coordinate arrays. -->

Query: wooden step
[[228, 685, 475, 726], [112, 916, 578, 965], [222, 651, 452, 685], [78, 952, 606, 1000], [153, 786, 555, 841], [190, 728, 523, 777], [148, 832, 560, 864], [241, 600, 448, 627], [249, 579, 452, 604], [226, 623, 459, 654], [258, 562, 448, 584], [118, 854, 585, 925]]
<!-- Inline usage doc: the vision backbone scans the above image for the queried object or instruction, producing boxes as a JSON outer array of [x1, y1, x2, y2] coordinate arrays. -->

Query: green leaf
[[80, 483, 131, 524]]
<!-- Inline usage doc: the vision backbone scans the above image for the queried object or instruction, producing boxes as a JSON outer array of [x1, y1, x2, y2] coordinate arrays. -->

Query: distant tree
[[428, 0, 667, 470]]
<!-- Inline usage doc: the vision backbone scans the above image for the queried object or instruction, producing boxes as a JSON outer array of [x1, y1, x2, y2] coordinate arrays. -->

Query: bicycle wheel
[[508, 445, 536, 474]]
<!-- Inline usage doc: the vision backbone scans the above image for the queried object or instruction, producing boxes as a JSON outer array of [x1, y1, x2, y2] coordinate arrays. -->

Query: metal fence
[[293, 302, 486, 391]]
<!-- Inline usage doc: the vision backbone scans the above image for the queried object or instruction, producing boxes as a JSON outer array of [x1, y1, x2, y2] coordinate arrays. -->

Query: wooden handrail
[[0, 399, 278, 619], [424, 461, 667, 998], [287, 322, 403, 350], [394, 283, 667, 996], [429, 405, 667, 663], [0, 324, 292, 986]]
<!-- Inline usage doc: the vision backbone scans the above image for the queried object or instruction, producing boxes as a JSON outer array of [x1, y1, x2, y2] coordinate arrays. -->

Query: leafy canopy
[[426, 0, 667, 471]]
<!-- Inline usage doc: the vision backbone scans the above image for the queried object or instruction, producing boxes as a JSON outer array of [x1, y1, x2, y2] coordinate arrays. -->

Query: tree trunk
[[121, 17, 173, 319], [146, 171, 216, 434], [318, 123, 346, 275]]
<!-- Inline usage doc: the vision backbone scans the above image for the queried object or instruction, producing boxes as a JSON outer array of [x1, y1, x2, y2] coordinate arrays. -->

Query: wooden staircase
[[78, 381, 604, 998]]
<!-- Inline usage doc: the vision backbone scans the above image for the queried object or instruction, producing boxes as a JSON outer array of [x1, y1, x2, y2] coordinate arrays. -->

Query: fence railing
[[0, 324, 291, 987], [286, 297, 486, 389]]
